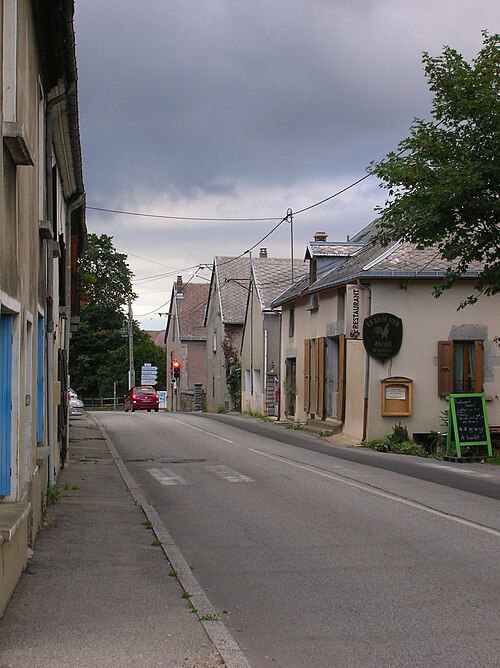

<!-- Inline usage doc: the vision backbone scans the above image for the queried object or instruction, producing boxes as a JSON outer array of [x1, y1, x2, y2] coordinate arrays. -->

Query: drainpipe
[[358, 280, 372, 442], [264, 328, 268, 415], [45, 85, 73, 484], [63, 193, 84, 463]]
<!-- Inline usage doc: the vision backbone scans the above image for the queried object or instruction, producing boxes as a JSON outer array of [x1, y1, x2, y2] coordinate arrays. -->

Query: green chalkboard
[[447, 393, 492, 458]]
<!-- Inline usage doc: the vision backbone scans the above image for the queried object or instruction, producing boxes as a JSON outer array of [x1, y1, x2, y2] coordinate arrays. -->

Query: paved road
[[96, 411, 500, 668]]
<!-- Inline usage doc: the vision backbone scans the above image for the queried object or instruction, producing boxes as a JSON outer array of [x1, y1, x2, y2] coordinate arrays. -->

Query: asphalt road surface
[[95, 411, 500, 668]]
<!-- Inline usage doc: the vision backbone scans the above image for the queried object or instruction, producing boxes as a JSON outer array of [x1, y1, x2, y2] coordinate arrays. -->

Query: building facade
[[273, 224, 500, 442], [0, 0, 86, 614]]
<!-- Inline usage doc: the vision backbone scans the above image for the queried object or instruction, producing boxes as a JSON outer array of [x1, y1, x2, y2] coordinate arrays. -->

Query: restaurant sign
[[345, 284, 368, 339], [362, 312, 403, 363]]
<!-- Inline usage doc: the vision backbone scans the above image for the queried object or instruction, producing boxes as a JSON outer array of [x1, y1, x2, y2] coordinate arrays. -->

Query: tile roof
[[252, 257, 307, 310], [272, 218, 484, 305], [305, 242, 364, 259], [214, 256, 252, 324], [144, 330, 166, 347], [176, 282, 209, 340]]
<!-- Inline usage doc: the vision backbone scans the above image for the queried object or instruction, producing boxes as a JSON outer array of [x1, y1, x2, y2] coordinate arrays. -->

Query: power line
[[87, 206, 281, 222]]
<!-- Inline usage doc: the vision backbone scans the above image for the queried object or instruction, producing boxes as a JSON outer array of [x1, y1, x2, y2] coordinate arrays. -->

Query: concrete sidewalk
[[0, 412, 224, 668]]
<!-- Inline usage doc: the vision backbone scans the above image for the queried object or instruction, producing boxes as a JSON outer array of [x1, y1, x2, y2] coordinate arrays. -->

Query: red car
[[124, 386, 159, 412]]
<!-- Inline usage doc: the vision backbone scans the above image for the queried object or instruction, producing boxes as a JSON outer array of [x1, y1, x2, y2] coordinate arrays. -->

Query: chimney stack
[[259, 248, 268, 258], [314, 232, 328, 242], [176, 275, 183, 293]]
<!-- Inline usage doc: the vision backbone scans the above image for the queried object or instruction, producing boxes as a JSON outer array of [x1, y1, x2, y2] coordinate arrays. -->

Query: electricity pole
[[127, 296, 135, 389]]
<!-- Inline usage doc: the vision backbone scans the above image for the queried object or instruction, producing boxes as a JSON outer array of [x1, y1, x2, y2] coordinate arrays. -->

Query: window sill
[[0, 501, 31, 544]]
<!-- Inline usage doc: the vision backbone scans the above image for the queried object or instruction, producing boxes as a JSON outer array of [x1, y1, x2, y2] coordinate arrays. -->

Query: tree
[[70, 234, 166, 397], [369, 32, 500, 306]]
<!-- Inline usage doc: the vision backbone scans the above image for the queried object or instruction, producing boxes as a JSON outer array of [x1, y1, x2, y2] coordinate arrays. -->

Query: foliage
[[70, 234, 166, 397], [364, 423, 429, 457], [221, 334, 241, 409], [369, 32, 500, 307], [79, 233, 137, 310]]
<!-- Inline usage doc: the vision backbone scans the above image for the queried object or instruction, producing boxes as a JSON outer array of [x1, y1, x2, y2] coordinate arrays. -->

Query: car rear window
[[136, 387, 155, 394]]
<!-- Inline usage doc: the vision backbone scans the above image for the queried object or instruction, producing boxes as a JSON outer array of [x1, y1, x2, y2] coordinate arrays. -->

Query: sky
[[73, 0, 498, 329]]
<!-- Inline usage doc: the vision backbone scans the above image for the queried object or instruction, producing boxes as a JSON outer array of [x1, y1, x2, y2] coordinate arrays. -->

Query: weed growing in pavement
[[141, 520, 153, 529], [181, 591, 191, 599], [285, 422, 305, 431], [151, 539, 162, 547], [168, 570, 178, 577], [217, 405, 226, 414], [46, 484, 61, 506], [200, 614, 219, 622]]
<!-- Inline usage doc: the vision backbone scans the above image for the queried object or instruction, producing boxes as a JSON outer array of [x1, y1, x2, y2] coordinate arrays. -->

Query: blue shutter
[[0, 314, 13, 495], [36, 316, 44, 443]]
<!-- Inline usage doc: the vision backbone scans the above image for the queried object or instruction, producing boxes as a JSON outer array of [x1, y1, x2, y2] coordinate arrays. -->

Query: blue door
[[36, 316, 44, 444], [0, 314, 13, 495]]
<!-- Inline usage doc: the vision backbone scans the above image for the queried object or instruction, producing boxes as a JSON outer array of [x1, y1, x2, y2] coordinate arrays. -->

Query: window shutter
[[316, 337, 326, 418], [303, 339, 311, 413], [438, 341, 453, 397], [474, 340, 484, 392]]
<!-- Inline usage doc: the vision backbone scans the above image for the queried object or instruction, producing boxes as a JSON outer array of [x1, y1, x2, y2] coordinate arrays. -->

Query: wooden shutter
[[438, 341, 453, 397], [316, 337, 326, 419], [474, 340, 484, 392], [303, 339, 311, 413], [337, 334, 345, 420]]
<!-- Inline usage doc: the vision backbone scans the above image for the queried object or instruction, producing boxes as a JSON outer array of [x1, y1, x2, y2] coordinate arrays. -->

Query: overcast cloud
[[74, 0, 498, 327]]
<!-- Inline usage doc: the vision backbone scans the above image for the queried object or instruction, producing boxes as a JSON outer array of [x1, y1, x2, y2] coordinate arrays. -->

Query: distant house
[[272, 223, 500, 442], [204, 256, 251, 412], [240, 249, 306, 416], [144, 330, 167, 348], [164, 276, 209, 410], [0, 1, 86, 614]]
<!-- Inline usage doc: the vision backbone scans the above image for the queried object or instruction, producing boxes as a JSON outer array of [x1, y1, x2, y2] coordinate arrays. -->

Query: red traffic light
[[172, 359, 181, 370]]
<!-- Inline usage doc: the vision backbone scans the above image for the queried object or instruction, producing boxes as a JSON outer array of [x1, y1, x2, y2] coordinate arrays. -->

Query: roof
[[304, 242, 364, 260], [210, 256, 251, 324], [176, 282, 209, 340], [144, 330, 166, 347], [272, 219, 484, 306], [251, 257, 307, 310]]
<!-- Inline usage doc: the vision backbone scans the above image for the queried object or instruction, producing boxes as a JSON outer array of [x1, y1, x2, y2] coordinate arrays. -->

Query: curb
[[91, 414, 251, 668]]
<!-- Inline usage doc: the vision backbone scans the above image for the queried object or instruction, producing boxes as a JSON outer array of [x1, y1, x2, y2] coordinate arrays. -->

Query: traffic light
[[172, 359, 181, 379]]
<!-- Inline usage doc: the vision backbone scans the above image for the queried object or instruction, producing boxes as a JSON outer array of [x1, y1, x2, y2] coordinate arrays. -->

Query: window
[[288, 308, 295, 338], [438, 340, 483, 396]]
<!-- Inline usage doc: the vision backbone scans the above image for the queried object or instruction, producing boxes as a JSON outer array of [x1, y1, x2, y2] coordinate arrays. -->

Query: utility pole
[[127, 296, 135, 389], [287, 208, 294, 281]]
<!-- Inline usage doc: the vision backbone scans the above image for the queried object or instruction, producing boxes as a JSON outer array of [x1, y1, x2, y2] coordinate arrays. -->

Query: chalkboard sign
[[448, 393, 492, 458]]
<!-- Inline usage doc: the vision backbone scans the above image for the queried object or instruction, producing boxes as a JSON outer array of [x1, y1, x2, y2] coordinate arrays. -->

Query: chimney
[[314, 232, 328, 242], [176, 275, 183, 295], [259, 248, 268, 258]]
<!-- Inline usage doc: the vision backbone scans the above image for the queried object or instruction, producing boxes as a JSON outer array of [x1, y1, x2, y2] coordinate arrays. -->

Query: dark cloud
[[74, 0, 498, 323]]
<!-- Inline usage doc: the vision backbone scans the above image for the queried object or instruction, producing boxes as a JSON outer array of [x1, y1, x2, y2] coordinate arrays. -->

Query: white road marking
[[421, 463, 492, 478], [147, 467, 189, 486], [168, 417, 234, 443], [207, 465, 253, 483], [248, 449, 500, 538]]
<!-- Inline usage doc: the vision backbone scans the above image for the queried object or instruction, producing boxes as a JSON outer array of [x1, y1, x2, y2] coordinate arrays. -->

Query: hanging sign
[[362, 312, 403, 364], [345, 284, 368, 339], [447, 393, 492, 458]]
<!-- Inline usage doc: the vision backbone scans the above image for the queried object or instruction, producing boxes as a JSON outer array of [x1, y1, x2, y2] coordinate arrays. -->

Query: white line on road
[[421, 463, 493, 478], [207, 465, 253, 483], [168, 417, 234, 443], [248, 449, 500, 538], [147, 467, 189, 486]]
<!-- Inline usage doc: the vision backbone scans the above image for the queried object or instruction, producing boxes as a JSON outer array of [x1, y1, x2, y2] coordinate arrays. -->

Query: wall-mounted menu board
[[448, 393, 492, 458]]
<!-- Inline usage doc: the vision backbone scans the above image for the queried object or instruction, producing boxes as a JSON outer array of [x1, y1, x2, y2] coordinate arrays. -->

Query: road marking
[[207, 465, 253, 483], [147, 467, 189, 486], [248, 449, 500, 538], [421, 463, 492, 478], [168, 417, 234, 443]]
